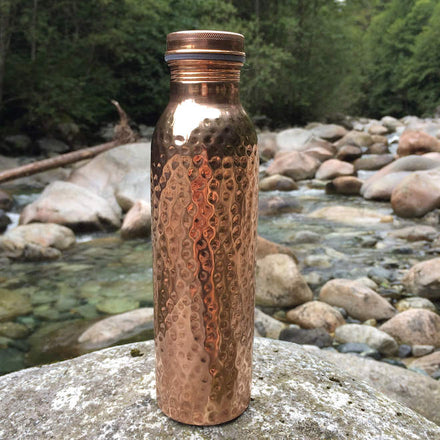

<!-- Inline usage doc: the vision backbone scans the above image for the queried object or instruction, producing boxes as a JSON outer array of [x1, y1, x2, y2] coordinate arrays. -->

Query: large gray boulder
[[0, 339, 439, 439]]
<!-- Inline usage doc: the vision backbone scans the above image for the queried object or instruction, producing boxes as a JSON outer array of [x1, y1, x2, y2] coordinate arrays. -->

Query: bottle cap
[[165, 30, 245, 63]]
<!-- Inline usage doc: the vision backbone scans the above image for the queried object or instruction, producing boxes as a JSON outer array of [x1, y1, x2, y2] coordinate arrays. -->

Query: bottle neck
[[168, 59, 242, 104]]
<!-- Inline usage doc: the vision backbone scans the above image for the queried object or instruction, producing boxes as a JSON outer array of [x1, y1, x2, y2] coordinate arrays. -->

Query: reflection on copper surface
[[151, 32, 258, 426]]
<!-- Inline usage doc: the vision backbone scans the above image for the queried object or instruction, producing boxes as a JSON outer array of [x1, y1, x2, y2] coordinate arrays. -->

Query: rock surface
[[319, 279, 396, 321], [259, 174, 298, 191], [0, 289, 32, 322], [266, 151, 320, 181], [286, 301, 345, 332], [255, 254, 312, 307], [20, 181, 121, 231], [409, 351, 440, 377], [395, 297, 437, 313], [1, 339, 439, 440], [120, 200, 151, 240], [325, 176, 363, 195], [315, 159, 354, 180], [334, 324, 398, 356], [402, 258, 440, 300], [398, 130, 440, 157], [313, 348, 440, 426], [309, 206, 392, 225], [256, 236, 296, 261], [254, 308, 287, 339], [380, 309, 440, 347]]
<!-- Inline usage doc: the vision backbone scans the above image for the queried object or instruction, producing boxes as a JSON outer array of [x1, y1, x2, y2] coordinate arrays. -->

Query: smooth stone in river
[[402, 258, 440, 300], [120, 200, 151, 240]]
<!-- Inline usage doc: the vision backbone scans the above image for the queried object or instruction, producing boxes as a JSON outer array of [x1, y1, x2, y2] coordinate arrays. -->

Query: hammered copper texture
[[151, 95, 258, 425]]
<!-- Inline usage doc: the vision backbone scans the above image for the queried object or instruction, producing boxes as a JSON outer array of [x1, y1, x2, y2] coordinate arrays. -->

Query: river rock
[[309, 205, 392, 225], [96, 298, 140, 315], [310, 124, 347, 142], [0, 189, 12, 211], [409, 351, 440, 377], [361, 155, 440, 200], [402, 258, 440, 299], [334, 324, 398, 356], [314, 348, 440, 425], [388, 225, 438, 242], [259, 174, 298, 191], [258, 195, 302, 216], [412, 345, 434, 357], [266, 151, 320, 180], [325, 176, 363, 195], [367, 143, 390, 155], [398, 130, 440, 157], [20, 181, 121, 232], [336, 145, 362, 162], [303, 146, 334, 162], [354, 154, 394, 171], [69, 142, 151, 212], [319, 279, 397, 321], [256, 236, 296, 261], [286, 301, 345, 332], [254, 308, 287, 339], [275, 128, 313, 152], [78, 308, 154, 350], [381, 116, 404, 132], [2, 135, 32, 155], [391, 168, 440, 218], [315, 159, 354, 180], [368, 124, 389, 136], [0, 289, 32, 322], [395, 297, 437, 313], [0, 210, 10, 233], [37, 137, 70, 155], [256, 254, 312, 307], [335, 130, 374, 149], [0, 223, 75, 260], [2, 339, 440, 439], [279, 327, 332, 347], [0, 322, 30, 339], [258, 132, 277, 160], [380, 309, 440, 347], [120, 200, 151, 240]]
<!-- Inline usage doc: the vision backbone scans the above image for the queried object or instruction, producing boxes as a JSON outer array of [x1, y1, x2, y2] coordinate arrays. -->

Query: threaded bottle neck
[[167, 60, 242, 83]]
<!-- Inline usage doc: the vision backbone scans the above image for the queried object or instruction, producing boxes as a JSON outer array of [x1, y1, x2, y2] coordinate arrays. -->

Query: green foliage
[[1, 0, 440, 137]]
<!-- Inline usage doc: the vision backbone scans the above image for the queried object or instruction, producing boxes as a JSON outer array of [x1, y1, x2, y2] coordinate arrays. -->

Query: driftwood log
[[0, 101, 138, 184]]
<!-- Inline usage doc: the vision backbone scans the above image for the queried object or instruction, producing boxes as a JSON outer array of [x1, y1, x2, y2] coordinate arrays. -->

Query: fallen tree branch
[[0, 101, 138, 184]]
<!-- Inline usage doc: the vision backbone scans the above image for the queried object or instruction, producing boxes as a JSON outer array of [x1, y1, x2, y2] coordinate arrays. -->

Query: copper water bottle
[[151, 30, 259, 426]]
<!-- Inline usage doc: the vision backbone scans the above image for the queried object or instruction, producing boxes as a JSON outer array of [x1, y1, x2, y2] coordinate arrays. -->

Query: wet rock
[[254, 308, 287, 339], [336, 145, 362, 162], [315, 348, 440, 426], [120, 200, 151, 240], [368, 124, 389, 136], [367, 267, 394, 285], [258, 132, 277, 160], [256, 236, 296, 260], [279, 326, 332, 347], [310, 124, 347, 142], [0, 210, 11, 233], [412, 345, 434, 357], [37, 138, 70, 155], [286, 301, 345, 333], [335, 130, 374, 149], [266, 151, 320, 180], [256, 254, 312, 307], [315, 159, 354, 180], [309, 205, 392, 226], [381, 116, 403, 132], [20, 181, 121, 232], [33, 305, 60, 321], [258, 174, 298, 191], [0, 289, 32, 322], [409, 351, 440, 377], [96, 298, 140, 315], [395, 297, 437, 313], [78, 308, 154, 350], [380, 309, 440, 347], [291, 230, 321, 244], [0, 189, 12, 211], [304, 254, 332, 268], [0, 348, 25, 374], [355, 277, 378, 290], [275, 128, 313, 152], [334, 324, 398, 356], [354, 154, 394, 171], [337, 342, 372, 354], [361, 155, 440, 200], [319, 279, 397, 321], [398, 130, 440, 157], [402, 258, 440, 300], [69, 142, 151, 212], [0, 322, 30, 339], [3, 339, 440, 439], [258, 195, 302, 216], [398, 344, 412, 358], [389, 225, 438, 242], [391, 168, 440, 218], [325, 176, 363, 195], [303, 146, 334, 162]]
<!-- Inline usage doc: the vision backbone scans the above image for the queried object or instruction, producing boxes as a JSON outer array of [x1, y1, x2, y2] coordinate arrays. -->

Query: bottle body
[[151, 74, 258, 425]]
